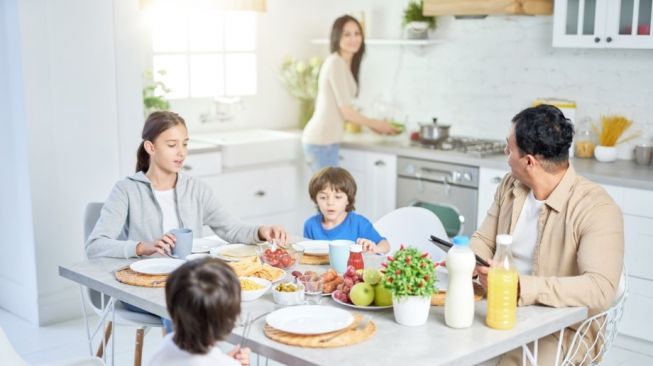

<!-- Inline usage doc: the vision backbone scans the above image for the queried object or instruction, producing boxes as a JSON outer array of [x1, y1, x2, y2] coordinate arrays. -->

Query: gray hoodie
[[86, 172, 261, 258]]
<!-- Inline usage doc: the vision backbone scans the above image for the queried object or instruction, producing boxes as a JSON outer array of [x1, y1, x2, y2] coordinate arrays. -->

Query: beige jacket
[[302, 53, 357, 145], [472, 165, 624, 360]]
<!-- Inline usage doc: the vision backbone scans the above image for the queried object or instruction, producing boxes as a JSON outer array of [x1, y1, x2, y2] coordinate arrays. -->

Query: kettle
[[420, 118, 450, 142]]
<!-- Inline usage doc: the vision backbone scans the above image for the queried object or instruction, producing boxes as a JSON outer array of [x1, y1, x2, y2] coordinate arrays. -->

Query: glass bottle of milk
[[444, 236, 476, 328]]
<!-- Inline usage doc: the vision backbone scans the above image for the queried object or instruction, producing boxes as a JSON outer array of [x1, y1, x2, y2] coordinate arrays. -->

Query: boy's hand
[[258, 225, 288, 246], [229, 345, 251, 366], [357, 238, 376, 253]]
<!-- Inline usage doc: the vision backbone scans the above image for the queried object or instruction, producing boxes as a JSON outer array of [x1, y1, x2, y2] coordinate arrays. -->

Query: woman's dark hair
[[512, 104, 575, 165], [136, 111, 186, 173], [166, 258, 241, 355], [309, 167, 357, 212], [330, 15, 365, 88]]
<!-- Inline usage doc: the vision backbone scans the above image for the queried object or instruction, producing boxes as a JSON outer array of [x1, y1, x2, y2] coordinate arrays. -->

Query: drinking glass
[[298, 277, 323, 305]]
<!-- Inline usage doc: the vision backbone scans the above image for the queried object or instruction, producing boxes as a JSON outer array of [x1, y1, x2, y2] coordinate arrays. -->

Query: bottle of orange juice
[[486, 234, 519, 330]]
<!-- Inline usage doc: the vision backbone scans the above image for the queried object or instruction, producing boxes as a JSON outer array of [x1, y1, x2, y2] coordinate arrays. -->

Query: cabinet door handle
[[606, 36, 612, 43], [254, 190, 266, 197], [594, 37, 601, 43], [182, 165, 193, 171], [374, 160, 386, 167], [491, 176, 502, 184]]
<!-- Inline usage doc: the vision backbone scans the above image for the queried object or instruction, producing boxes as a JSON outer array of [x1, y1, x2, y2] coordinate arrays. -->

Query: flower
[[381, 246, 437, 298], [279, 55, 322, 101]]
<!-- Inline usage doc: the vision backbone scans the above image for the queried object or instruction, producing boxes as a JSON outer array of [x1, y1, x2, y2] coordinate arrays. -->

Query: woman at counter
[[302, 14, 398, 172]]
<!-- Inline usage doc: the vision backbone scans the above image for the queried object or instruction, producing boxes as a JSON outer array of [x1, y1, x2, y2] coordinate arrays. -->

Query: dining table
[[59, 256, 587, 366]]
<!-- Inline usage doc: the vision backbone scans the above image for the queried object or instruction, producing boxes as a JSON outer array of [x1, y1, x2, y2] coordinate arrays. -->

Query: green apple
[[374, 284, 393, 306], [350, 283, 375, 306], [363, 268, 381, 285]]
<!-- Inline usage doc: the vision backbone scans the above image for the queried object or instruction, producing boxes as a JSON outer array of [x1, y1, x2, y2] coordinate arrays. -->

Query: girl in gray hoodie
[[86, 111, 288, 259]]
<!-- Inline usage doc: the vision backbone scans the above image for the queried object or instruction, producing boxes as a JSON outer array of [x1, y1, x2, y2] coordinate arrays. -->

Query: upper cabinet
[[553, 0, 653, 48], [424, 0, 552, 15]]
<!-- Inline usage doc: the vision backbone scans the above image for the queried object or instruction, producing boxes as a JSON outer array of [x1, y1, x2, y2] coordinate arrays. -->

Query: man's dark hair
[[165, 258, 241, 354], [512, 104, 575, 165]]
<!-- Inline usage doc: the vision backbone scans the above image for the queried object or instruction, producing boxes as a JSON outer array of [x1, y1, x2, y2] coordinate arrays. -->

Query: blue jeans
[[123, 302, 173, 334], [303, 143, 340, 173]]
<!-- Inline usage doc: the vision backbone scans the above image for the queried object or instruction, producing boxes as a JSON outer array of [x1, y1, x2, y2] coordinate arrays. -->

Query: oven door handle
[[417, 167, 452, 184]]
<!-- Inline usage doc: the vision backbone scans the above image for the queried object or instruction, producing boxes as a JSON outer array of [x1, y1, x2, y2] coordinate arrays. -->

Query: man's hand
[[473, 259, 493, 289], [136, 233, 176, 256], [228, 345, 251, 366], [258, 225, 288, 246]]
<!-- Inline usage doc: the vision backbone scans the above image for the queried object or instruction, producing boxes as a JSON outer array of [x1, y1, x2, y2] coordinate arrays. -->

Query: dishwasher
[[396, 157, 479, 238]]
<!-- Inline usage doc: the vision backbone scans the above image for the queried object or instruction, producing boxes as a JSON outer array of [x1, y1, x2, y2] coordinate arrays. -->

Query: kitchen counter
[[342, 132, 653, 191]]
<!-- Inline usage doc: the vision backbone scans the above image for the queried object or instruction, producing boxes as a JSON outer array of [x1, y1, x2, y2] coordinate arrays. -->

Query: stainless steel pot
[[419, 118, 450, 142]]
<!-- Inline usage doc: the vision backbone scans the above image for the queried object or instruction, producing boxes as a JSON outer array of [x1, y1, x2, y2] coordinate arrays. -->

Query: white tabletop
[[59, 258, 587, 366]]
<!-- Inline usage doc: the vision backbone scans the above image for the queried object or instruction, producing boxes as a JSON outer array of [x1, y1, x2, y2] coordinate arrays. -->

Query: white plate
[[210, 244, 257, 261], [266, 305, 353, 335], [294, 240, 329, 256], [192, 237, 223, 253], [331, 291, 393, 310], [130, 258, 184, 275]]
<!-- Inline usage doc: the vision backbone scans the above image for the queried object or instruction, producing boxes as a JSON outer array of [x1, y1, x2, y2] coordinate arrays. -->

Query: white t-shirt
[[153, 189, 179, 233], [511, 191, 544, 275], [148, 334, 239, 366]]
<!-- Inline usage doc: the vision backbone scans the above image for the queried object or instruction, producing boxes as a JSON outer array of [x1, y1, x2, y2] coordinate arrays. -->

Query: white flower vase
[[594, 145, 617, 163], [392, 295, 431, 326]]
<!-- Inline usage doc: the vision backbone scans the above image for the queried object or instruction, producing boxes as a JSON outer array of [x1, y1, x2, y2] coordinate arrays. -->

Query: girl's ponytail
[[135, 141, 150, 173]]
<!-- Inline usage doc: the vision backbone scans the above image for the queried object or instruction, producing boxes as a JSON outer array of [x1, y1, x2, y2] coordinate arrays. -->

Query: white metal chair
[[0, 326, 106, 366], [554, 267, 629, 366], [82, 203, 163, 366], [374, 206, 449, 264]]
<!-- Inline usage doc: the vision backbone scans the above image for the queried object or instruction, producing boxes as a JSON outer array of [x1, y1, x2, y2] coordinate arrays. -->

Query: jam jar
[[347, 244, 365, 270]]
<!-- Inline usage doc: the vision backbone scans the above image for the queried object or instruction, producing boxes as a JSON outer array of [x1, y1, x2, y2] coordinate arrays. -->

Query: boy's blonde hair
[[308, 167, 357, 212]]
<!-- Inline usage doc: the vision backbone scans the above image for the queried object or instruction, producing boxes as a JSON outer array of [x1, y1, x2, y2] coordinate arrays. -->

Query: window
[[148, 3, 257, 99]]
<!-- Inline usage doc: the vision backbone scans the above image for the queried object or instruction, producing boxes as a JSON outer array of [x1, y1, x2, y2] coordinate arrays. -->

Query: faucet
[[200, 96, 243, 123]]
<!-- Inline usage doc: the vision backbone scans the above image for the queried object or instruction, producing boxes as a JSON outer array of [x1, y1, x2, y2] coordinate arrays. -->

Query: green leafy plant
[[278, 56, 322, 127], [403, 0, 436, 29], [142, 69, 171, 116], [381, 245, 437, 298]]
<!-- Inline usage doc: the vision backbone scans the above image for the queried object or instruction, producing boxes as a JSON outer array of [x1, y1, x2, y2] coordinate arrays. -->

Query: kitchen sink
[[192, 129, 299, 168]]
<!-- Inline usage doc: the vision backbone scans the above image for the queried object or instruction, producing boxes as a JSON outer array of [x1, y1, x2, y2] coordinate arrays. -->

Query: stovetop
[[410, 136, 506, 157]]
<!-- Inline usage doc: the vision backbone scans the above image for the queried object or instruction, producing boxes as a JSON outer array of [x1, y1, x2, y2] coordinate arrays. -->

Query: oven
[[396, 157, 478, 238]]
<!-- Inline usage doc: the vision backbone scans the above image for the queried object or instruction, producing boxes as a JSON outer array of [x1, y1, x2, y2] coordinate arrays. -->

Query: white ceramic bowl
[[272, 282, 305, 306], [594, 145, 617, 163], [240, 277, 271, 302]]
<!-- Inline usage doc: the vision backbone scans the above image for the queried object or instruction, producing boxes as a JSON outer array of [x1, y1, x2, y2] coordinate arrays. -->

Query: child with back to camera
[[148, 258, 250, 366], [303, 167, 390, 254]]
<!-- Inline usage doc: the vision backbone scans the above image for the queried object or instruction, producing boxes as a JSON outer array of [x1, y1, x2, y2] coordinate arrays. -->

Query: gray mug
[[634, 145, 652, 165], [170, 228, 193, 259]]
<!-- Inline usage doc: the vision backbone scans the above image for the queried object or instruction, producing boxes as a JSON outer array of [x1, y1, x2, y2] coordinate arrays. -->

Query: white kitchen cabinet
[[477, 167, 509, 227], [601, 183, 653, 343], [339, 148, 397, 222], [553, 0, 653, 49]]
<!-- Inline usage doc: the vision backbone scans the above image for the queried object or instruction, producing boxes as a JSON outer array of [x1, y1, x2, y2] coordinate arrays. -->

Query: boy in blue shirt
[[303, 167, 390, 254]]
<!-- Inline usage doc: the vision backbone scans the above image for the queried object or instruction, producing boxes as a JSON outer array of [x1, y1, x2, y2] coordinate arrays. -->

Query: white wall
[[5, 0, 139, 325], [0, 0, 39, 324]]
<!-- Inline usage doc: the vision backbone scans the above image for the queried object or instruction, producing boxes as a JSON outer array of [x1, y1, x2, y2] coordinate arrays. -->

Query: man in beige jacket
[[472, 104, 624, 366]]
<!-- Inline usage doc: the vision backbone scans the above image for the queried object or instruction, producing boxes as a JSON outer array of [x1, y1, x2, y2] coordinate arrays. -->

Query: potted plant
[[592, 115, 639, 162], [278, 56, 322, 128], [381, 245, 437, 326], [142, 69, 170, 117], [403, 0, 436, 39]]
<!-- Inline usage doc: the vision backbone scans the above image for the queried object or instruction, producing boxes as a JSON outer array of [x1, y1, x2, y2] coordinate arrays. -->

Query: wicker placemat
[[263, 314, 375, 348], [431, 282, 485, 306], [115, 266, 167, 288], [301, 254, 330, 265]]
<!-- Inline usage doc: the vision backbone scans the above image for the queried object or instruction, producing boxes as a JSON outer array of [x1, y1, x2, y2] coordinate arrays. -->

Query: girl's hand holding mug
[[136, 233, 176, 256]]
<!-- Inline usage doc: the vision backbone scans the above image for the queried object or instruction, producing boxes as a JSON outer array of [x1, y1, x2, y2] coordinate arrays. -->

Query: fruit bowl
[[257, 242, 304, 270]]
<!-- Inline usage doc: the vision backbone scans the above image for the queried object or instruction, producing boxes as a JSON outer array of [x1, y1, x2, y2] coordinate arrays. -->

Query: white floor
[[1, 307, 652, 366]]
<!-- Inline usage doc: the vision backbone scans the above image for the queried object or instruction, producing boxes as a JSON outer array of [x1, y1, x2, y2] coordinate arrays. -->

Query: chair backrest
[[559, 267, 629, 366], [83, 202, 108, 313], [374, 206, 449, 263], [0, 326, 29, 366]]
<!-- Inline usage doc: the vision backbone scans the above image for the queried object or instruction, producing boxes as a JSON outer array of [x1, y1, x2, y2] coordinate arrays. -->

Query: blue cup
[[329, 240, 354, 274], [170, 228, 193, 259]]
